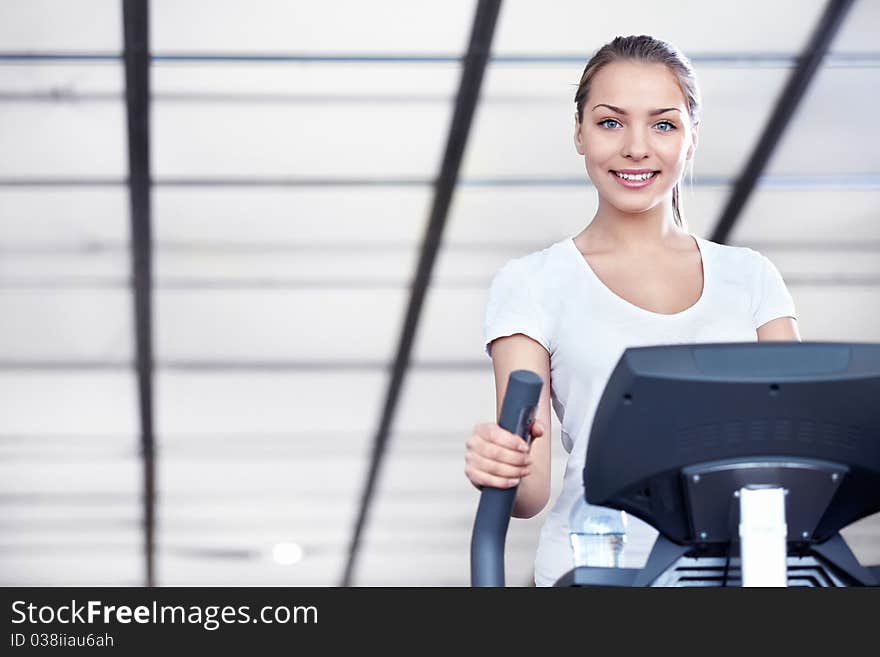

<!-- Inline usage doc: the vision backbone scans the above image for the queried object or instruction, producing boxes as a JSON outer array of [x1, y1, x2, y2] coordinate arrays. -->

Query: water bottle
[[568, 495, 627, 568]]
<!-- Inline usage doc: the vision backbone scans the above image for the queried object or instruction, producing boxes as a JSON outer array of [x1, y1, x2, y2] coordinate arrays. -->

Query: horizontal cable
[[1, 273, 879, 291], [0, 359, 490, 371], [3, 240, 880, 256], [0, 51, 878, 66], [1, 174, 879, 188]]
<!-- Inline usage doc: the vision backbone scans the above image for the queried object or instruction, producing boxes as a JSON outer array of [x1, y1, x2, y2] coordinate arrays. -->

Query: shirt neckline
[[566, 233, 710, 319]]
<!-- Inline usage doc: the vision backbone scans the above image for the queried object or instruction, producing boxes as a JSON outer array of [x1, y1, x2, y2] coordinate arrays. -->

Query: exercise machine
[[471, 342, 880, 586]]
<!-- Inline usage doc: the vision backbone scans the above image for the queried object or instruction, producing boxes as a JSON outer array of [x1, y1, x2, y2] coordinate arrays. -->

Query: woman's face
[[574, 60, 698, 216]]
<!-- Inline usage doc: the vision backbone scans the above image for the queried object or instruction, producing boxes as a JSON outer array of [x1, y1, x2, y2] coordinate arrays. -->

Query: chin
[[606, 195, 662, 216]]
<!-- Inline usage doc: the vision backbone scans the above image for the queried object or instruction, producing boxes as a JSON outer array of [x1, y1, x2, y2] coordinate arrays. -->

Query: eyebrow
[[592, 103, 681, 116]]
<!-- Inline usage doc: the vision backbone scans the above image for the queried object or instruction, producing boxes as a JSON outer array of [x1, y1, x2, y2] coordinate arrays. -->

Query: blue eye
[[654, 121, 676, 132], [598, 118, 621, 129]]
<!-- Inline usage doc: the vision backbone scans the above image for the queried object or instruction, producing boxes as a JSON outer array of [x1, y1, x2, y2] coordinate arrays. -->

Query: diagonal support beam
[[710, 0, 855, 244], [341, 0, 503, 586], [122, 0, 155, 587]]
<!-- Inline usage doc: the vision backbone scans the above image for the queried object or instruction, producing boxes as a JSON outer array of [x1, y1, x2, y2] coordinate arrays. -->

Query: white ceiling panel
[[157, 429, 369, 585], [692, 66, 788, 175], [370, 450, 484, 494], [156, 371, 386, 434], [765, 250, 880, 279], [0, 372, 137, 434], [0, 290, 131, 360], [158, 493, 356, 524], [159, 454, 366, 498], [0, 0, 122, 52], [493, 0, 825, 54], [413, 286, 494, 362], [158, 428, 370, 459], [157, 510, 353, 585], [153, 101, 451, 178], [0, 529, 139, 554], [154, 187, 429, 245], [831, 0, 880, 53], [464, 64, 788, 177], [158, 548, 344, 586], [733, 189, 880, 243], [158, 504, 356, 584], [0, 251, 128, 281], [0, 63, 122, 94], [462, 103, 576, 178], [0, 451, 139, 590], [767, 66, 880, 175], [156, 289, 404, 362], [0, 553, 141, 586], [151, 61, 458, 177], [0, 499, 138, 528], [0, 102, 126, 176], [151, 0, 475, 54], [0, 456, 139, 494], [784, 287, 880, 341], [396, 370, 495, 432], [0, 188, 128, 246], [152, 62, 461, 96], [757, 251, 880, 340], [156, 251, 417, 282], [158, 456, 361, 585]]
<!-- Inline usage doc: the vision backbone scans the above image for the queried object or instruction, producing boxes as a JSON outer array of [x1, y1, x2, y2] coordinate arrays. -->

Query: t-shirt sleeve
[[751, 252, 797, 330], [482, 258, 550, 358]]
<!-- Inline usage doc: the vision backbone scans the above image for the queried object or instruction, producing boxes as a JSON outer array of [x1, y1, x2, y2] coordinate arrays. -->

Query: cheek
[[582, 134, 617, 166], [658, 134, 689, 164]]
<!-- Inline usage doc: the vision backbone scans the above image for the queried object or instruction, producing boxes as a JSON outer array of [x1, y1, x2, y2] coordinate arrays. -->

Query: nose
[[621, 127, 650, 160]]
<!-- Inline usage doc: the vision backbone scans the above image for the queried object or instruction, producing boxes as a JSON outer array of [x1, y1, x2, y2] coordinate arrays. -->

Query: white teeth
[[614, 171, 655, 181]]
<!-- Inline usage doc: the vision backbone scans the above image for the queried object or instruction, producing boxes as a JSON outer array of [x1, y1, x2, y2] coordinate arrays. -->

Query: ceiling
[[0, 0, 878, 586]]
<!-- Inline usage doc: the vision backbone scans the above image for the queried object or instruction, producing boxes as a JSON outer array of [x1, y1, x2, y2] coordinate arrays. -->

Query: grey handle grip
[[470, 369, 543, 587]]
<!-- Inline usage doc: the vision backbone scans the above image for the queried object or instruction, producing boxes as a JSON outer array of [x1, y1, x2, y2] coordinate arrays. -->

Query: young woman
[[463, 35, 801, 586]]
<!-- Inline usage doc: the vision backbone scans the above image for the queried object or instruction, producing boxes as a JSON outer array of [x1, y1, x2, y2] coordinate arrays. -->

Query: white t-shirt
[[482, 233, 798, 586]]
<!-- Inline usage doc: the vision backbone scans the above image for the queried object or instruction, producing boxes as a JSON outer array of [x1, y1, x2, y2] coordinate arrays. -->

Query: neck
[[581, 196, 685, 251]]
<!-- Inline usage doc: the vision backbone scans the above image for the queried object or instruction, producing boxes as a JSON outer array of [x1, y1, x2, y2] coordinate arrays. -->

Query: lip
[[609, 169, 659, 189]]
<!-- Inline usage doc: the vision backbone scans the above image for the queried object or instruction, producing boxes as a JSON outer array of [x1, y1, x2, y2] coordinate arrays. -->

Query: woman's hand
[[464, 419, 546, 490]]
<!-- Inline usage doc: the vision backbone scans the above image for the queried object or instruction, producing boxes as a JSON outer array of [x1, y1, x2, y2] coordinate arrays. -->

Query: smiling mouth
[[611, 170, 659, 181], [608, 171, 660, 191]]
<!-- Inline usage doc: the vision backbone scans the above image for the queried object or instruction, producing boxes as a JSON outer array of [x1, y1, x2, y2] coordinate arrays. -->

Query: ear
[[574, 112, 585, 155], [686, 121, 699, 161]]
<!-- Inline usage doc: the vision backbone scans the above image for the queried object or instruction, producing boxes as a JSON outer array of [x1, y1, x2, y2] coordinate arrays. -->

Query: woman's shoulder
[[496, 237, 573, 279], [697, 235, 766, 271]]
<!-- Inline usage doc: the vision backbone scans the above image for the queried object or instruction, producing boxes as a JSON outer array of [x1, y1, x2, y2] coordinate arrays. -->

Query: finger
[[475, 437, 532, 467], [469, 452, 531, 480], [484, 422, 530, 454], [530, 420, 545, 438], [465, 465, 521, 489]]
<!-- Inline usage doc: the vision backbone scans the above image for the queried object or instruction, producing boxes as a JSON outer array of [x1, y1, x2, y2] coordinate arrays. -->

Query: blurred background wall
[[0, 0, 878, 586]]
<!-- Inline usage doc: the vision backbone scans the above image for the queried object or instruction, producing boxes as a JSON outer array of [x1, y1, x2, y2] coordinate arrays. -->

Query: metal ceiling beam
[[340, 0, 502, 586], [7, 173, 880, 189], [709, 0, 856, 244], [3, 51, 879, 67], [122, 0, 155, 587]]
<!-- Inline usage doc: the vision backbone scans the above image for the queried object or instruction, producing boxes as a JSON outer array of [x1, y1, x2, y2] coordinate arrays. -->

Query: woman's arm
[[489, 333, 552, 519], [757, 316, 801, 341]]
